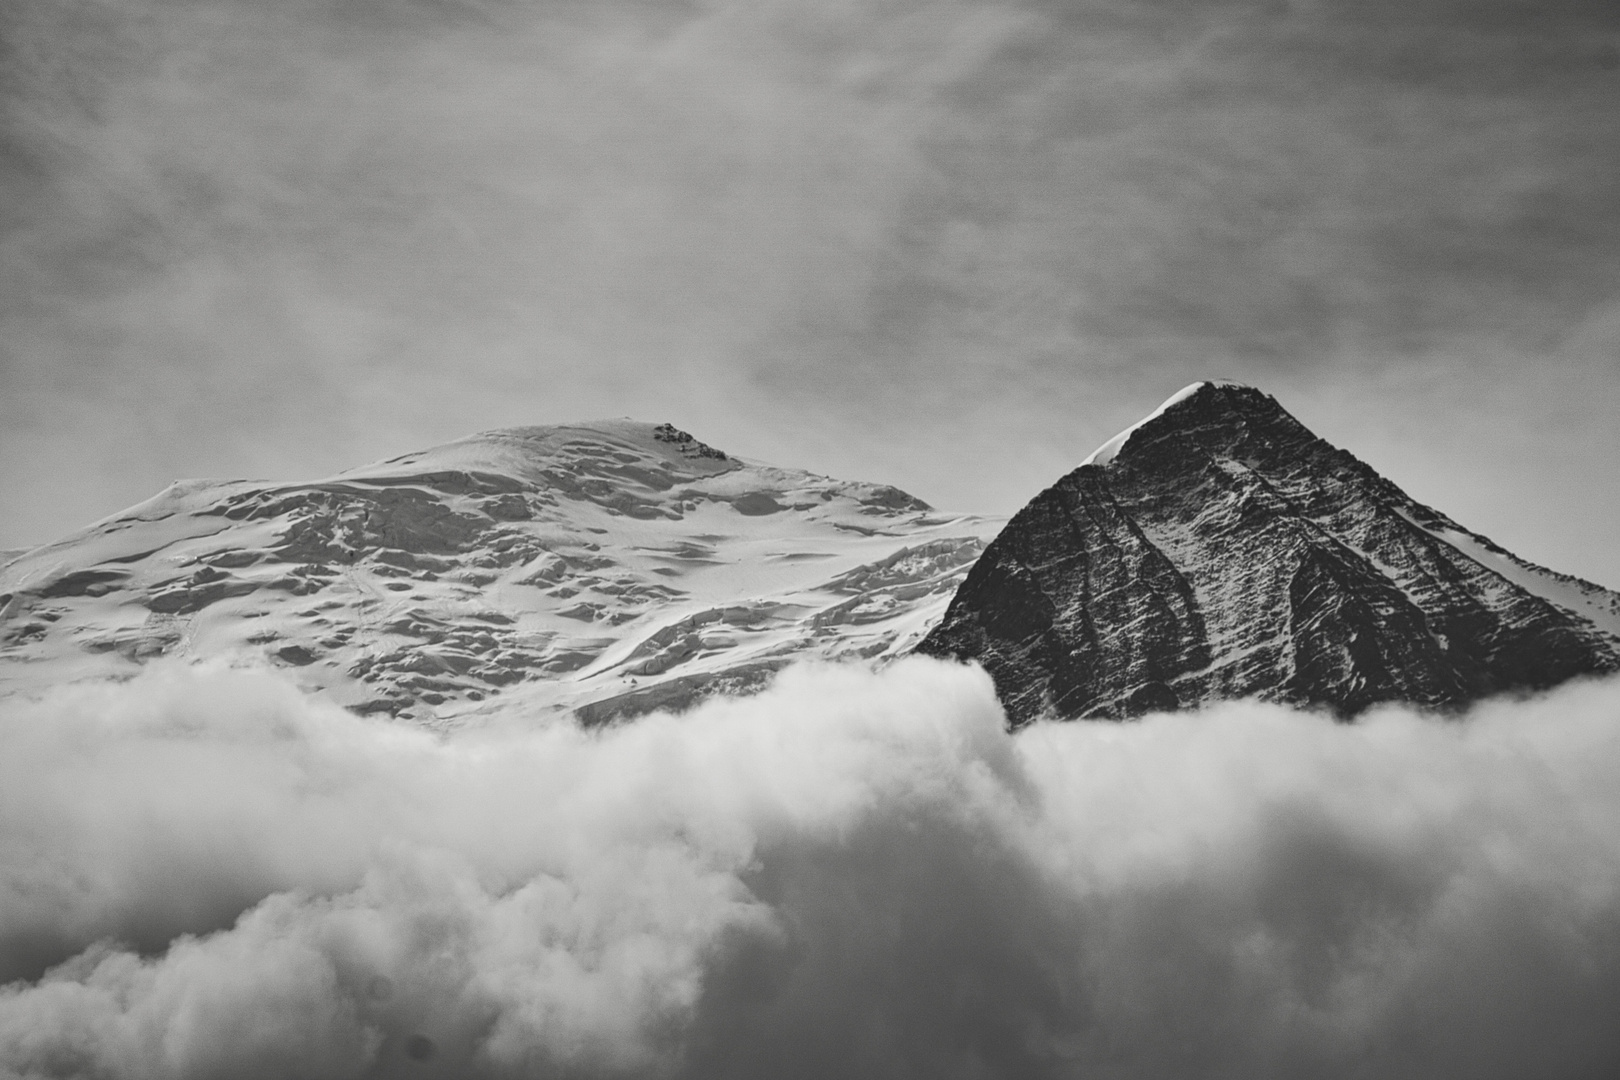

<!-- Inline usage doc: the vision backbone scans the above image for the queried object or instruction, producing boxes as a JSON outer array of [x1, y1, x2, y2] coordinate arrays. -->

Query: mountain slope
[[917, 382, 1620, 725], [0, 422, 998, 726]]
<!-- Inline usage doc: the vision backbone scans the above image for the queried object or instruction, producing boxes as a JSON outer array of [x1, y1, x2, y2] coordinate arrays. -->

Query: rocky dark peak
[[918, 382, 1620, 726], [1079, 380, 1304, 468]]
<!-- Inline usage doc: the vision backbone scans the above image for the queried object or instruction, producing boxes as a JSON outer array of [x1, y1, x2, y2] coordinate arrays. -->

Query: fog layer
[[2, 659, 1618, 1078]]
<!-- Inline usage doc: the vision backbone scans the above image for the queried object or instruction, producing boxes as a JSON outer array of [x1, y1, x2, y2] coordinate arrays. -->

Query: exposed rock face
[[918, 382, 1620, 725]]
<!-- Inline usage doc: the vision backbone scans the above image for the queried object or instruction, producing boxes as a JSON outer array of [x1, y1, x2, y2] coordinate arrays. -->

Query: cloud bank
[[2, 658, 1619, 1079]]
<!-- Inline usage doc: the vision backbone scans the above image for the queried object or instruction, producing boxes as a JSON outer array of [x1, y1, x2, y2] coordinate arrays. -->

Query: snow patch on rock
[[1080, 380, 1245, 467]]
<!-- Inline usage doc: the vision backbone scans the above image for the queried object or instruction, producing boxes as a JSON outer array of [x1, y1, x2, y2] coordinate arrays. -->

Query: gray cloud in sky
[[2, 0, 1618, 581]]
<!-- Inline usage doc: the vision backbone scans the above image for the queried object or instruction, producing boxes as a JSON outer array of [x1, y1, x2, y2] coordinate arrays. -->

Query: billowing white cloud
[[2, 658, 1618, 1078]]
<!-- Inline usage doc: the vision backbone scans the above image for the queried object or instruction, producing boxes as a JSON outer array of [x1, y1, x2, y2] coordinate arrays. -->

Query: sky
[[3, 0, 1619, 584]]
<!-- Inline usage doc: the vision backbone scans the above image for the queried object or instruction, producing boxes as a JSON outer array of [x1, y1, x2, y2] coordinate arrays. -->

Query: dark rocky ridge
[[917, 382, 1620, 726]]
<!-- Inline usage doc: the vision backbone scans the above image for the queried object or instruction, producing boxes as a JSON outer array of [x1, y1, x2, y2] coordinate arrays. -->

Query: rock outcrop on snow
[[918, 382, 1620, 725]]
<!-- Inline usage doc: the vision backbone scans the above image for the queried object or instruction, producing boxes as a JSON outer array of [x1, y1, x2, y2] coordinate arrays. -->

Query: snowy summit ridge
[[0, 421, 998, 725], [1079, 380, 1246, 467]]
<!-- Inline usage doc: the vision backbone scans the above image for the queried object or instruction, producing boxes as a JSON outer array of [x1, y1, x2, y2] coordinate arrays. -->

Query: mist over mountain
[[3, 386, 1620, 1079]]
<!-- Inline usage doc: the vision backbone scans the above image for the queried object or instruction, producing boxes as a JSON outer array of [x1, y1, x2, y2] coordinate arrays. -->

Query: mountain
[[918, 381, 1620, 725], [8, 391, 1617, 731], [0, 422, 998, 726]]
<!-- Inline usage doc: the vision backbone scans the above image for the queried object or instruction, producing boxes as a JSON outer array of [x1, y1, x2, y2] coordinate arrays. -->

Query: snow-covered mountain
[[7, 388, 1617, 730], [0, 422, 998, 726], [919, 381, 1620, 725]]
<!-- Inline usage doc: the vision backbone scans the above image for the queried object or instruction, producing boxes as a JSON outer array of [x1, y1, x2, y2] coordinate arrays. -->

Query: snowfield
[[0, 421, 1000, 726]]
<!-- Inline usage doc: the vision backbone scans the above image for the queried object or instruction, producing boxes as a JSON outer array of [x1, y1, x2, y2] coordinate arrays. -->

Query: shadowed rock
[[918, 382, 1620, 725]]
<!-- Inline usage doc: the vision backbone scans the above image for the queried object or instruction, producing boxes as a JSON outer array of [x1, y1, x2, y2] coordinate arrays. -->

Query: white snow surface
[[0, 422, 1000, 726], [1393, 510, 1620, 640]]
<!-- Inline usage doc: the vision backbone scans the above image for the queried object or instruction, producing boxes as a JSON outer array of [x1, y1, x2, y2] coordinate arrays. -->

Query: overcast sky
[[3, 0, 1618, 584]]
